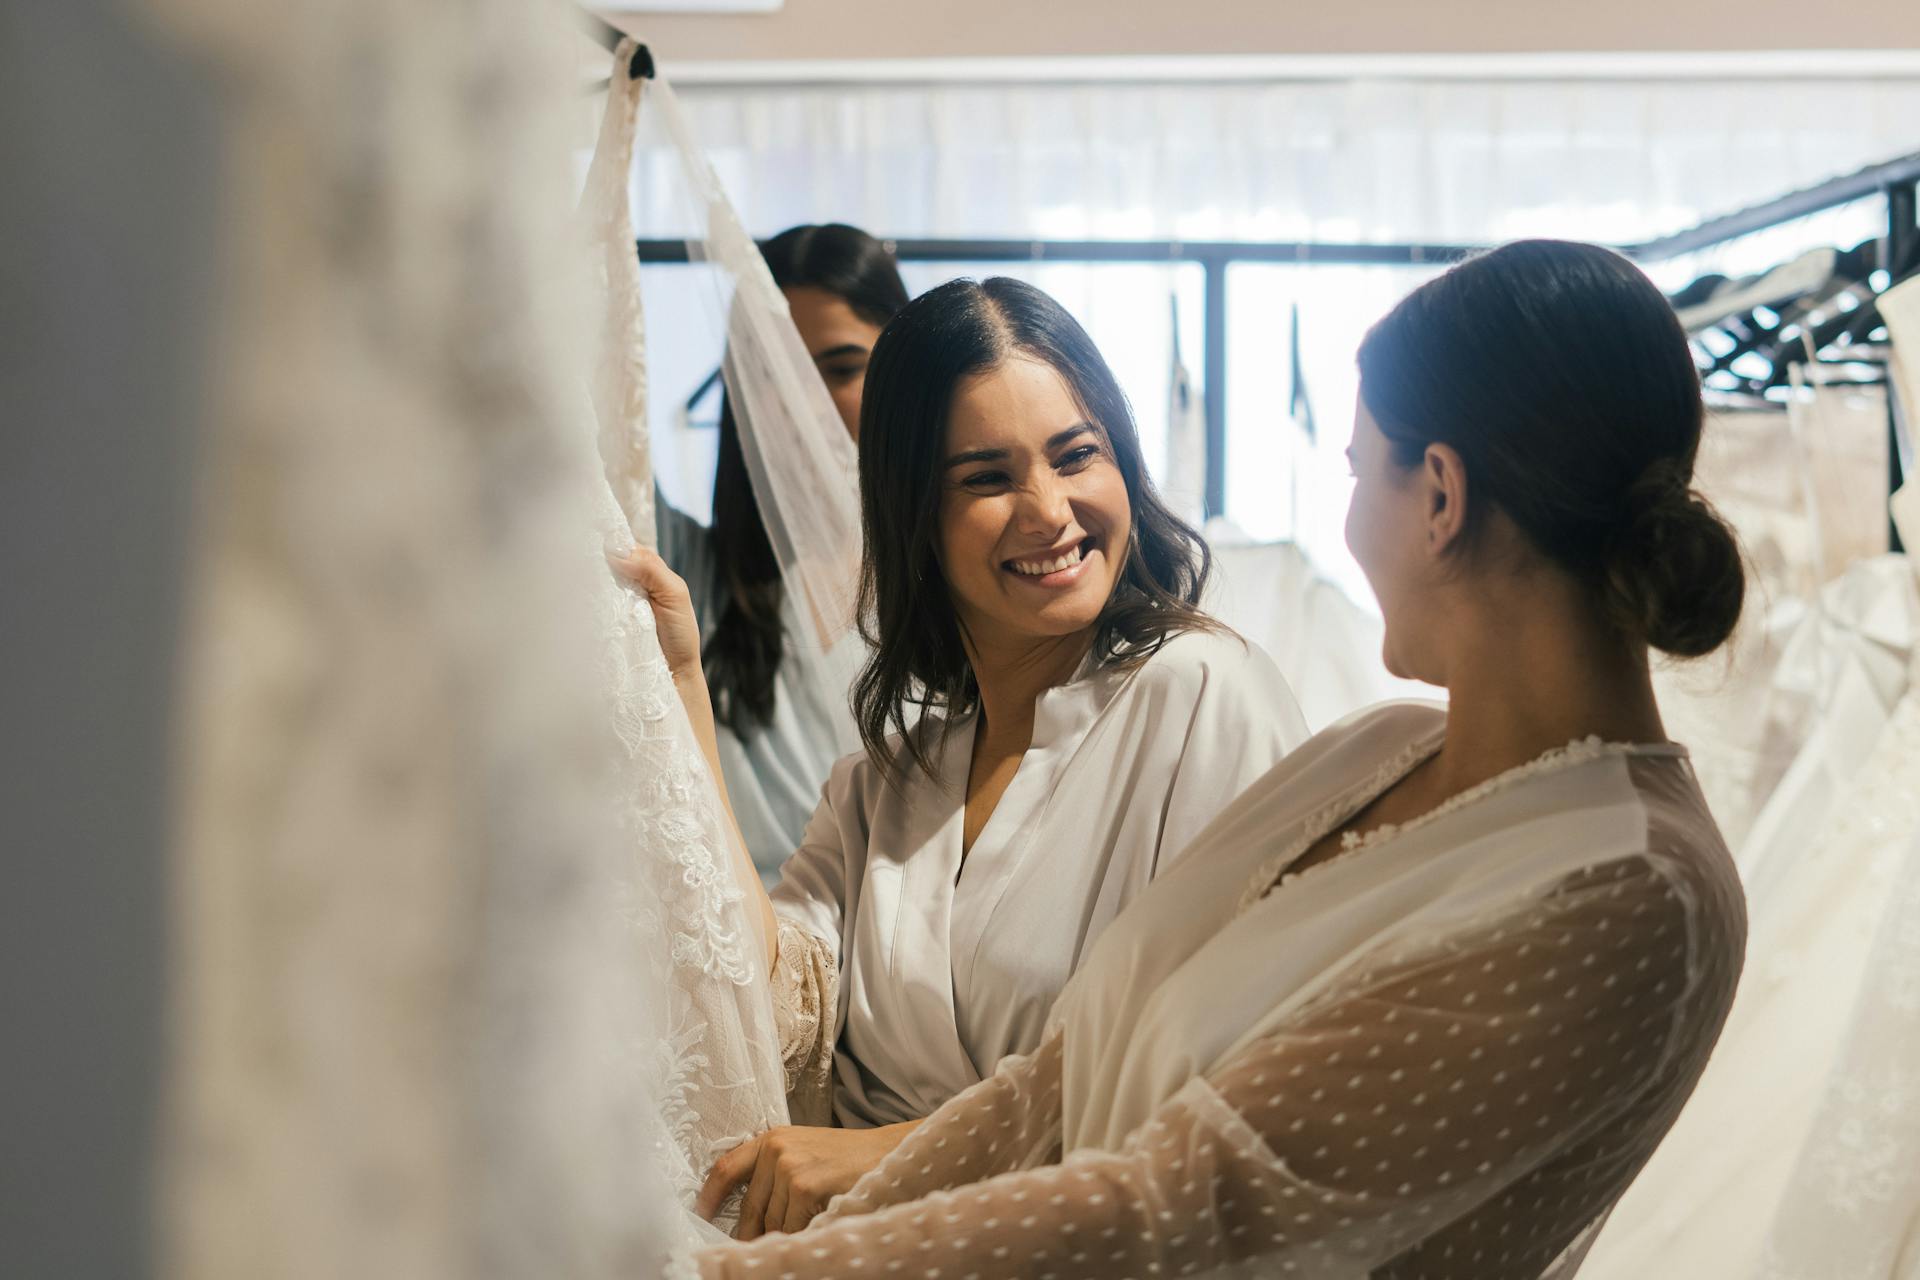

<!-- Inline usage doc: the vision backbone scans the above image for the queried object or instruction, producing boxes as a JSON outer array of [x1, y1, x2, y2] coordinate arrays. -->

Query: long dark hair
[[704, 224, 909, 734], [1356, 239, 1745, 657], [853, 277, 1220, 781]]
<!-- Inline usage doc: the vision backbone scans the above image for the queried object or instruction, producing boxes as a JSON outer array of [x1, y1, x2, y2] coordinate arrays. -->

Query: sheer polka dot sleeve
[[691, 854, 1733, 1279], [813, 1032, 1066, 1228]]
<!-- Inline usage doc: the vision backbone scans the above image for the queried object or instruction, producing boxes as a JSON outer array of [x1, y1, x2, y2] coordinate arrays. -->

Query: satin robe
[[769, 628, 1309, 1128]]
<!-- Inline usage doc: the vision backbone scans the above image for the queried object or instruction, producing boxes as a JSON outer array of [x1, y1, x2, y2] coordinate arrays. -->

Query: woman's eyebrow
[[1048, 423, 1095, 449], [943, 446, 1008, 470]]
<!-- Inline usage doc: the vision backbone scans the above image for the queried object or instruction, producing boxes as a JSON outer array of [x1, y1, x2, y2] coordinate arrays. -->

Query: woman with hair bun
[[680, 240, 1749, 1280]]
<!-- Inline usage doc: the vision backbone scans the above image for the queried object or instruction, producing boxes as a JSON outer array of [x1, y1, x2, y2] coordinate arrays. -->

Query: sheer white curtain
[[630, 72, 1920, 607], [633, 76, 1920, 244]]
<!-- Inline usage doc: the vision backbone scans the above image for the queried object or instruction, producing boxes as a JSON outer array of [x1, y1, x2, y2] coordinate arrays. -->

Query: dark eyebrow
[[943, 423, 1098, 472], [810, 343, 868, 363], [943, 446, 1009, 471]]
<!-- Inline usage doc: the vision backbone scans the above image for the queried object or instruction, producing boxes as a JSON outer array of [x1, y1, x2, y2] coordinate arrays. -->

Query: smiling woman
[[854, 276, 1223, 781], [619, 276, 1311, 1242]]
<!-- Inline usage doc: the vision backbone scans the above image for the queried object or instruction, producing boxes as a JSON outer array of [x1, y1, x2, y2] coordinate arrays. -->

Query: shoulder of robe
[[1116, 625, 1279, 704], [1319, 696, 1447, 741], [1271, 697, 1448, 777], [820, 711, 960, 808]]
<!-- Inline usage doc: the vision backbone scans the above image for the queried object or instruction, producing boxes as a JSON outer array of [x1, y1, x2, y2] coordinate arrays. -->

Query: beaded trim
[[1238, 733, 1687, 911]]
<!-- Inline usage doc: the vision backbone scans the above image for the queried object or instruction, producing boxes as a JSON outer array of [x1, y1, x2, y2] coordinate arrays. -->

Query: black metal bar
[[1202, 257, 1229, 519], [637, 237, 1463, 513], [636, 238, 1480, 267], [631, 149, 1920, 523], [1625, 150, 1920, 262], [1886, 179, 1918, 552], [580, 6, 654, 80]]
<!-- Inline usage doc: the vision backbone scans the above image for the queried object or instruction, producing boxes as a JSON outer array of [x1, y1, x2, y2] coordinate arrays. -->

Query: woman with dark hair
[[623, 277, 1309, 1237], [656, 223, 910, 884], [674, 241, 1748, 1280]]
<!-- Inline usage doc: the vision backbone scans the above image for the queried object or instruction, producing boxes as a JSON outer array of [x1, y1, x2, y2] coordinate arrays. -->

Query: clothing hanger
[[1687, 240, 1897, 394], [1751, 240, 1916, 388], [1674, 247, 1839, 334], [579, 6, 655, 92]]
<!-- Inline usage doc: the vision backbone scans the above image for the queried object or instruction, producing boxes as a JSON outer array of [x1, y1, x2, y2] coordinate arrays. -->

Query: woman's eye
[[1058, 445, 1101, 469], [961, 471, 1009, 490], [822, 363, 865, 383]]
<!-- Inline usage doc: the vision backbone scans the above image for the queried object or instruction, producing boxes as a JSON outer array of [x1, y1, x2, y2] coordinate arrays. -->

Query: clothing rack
[[1623, 150, 1920, 263], [1632, 151, 1920, 551]]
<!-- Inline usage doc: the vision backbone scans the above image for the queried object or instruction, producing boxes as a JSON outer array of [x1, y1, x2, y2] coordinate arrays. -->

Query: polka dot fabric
[[692, 753, 1743, 1279]]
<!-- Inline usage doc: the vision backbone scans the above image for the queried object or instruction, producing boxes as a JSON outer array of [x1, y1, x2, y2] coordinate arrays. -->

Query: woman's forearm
[[672, 668, 778, 971]]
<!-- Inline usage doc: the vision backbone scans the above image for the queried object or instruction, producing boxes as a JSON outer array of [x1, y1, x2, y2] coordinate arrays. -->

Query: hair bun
[[1603, 460, 1745, 657]]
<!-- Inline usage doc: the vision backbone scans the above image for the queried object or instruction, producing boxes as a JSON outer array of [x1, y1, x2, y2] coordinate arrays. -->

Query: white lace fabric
[[770, 919, 839, 1126], [688, 736, 1745, 1279], [643, 77, 863, 647], [578, 40, 791, 1238], [154, 9, 697, 1277]]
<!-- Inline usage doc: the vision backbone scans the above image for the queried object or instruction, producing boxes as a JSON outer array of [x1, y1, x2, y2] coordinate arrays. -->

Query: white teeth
[[1010, 545, 1085, 576]]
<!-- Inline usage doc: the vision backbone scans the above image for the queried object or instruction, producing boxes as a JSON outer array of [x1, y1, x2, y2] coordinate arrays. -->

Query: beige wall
[[605, 0, 1920, 64]]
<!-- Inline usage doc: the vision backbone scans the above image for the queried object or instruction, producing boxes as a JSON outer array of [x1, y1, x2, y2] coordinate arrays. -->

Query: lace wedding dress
[[580, 36, 791, 1237], [157, 6, 782, 1274]]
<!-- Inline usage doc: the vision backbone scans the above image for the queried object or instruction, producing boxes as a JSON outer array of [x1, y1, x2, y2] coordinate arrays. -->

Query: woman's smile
[[1003, 535, 1100, 587]]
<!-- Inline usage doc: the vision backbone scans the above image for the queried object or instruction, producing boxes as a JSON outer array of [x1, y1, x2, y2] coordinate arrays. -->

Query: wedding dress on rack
[[1581, 281, 1920, 1280], [157, 7, 784, 1273], [1652, 378, 1890, 850], [1578, 542, 1919, 1279], [579, 38, 790, 1237]]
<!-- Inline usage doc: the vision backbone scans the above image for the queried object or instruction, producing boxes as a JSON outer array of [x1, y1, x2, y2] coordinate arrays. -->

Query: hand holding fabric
[[611, 545, 703, 681], [697, 1122, 923, 1239], [610, 542, 779, 971]]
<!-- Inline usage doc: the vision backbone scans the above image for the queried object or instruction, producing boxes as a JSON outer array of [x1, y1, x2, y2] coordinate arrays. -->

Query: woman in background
[[656, 223, 909, 884]]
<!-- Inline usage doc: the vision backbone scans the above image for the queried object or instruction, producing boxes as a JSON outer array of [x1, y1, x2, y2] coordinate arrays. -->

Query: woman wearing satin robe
[[622, 277, 1310, 1236]]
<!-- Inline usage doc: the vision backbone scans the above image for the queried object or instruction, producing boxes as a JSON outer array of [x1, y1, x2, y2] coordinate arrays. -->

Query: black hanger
[[685, 366, 723, 417], [580, 6, 655, 83]]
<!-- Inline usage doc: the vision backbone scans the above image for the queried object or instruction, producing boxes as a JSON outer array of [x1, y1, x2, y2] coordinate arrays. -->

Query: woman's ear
[[1423, 443, 1471, 557]]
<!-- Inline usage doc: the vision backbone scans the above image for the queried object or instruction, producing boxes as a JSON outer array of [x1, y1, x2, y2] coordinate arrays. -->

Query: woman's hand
[[609, 545, 702, 682], [695, 1122, 921, 1239]]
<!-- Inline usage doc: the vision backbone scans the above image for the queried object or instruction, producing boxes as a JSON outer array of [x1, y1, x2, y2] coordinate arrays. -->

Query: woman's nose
[[1013, 472, 1073, 535]]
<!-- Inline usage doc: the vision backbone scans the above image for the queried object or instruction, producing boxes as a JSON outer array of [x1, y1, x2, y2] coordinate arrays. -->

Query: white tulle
[[642, 75, 864, 648]]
